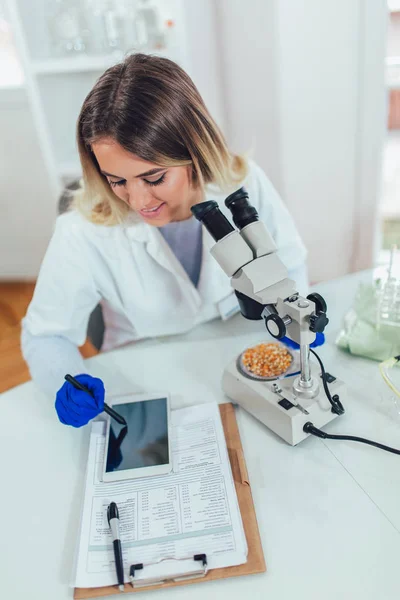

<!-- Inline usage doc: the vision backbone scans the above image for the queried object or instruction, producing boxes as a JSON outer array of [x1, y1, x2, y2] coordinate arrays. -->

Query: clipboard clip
[[129, 554, 208, 588]]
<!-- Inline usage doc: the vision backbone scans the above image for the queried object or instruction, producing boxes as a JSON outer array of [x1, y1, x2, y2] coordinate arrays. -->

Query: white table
[[2, 269, 400, 600]]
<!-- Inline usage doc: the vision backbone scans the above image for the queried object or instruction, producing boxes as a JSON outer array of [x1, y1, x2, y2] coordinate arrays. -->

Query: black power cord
[[310, 348, 345, 415], [303, 422, 400, 456], [305, 349, 400, 456]]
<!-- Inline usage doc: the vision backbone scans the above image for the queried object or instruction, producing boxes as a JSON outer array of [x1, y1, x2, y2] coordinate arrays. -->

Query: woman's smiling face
[[92, 139, 202, 225]]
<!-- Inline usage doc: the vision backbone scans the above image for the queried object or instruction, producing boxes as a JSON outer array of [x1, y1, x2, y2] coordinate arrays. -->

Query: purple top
[[159, 217, 203, 287]]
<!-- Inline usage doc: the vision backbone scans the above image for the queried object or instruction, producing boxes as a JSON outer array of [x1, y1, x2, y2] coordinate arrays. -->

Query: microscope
[[192, 188, 345, 445]]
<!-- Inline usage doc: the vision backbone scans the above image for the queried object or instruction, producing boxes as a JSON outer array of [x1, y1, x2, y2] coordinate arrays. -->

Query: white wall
[[215, 0, 283, 193], [217, 0, 387, 283], [387, 11, 400, 56], [0, 87, 55, 278], [183, 0, 226, 132], [351, 0, 387, 273], [275, 0, 360, 282]]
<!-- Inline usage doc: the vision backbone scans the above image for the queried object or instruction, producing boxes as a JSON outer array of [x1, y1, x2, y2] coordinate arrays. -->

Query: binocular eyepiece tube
[[224, 187, 260, 230], [191, 187, 291, 321], [190, 187, 259, 239], [190, 201, 234, 242], [191, 187, 277, 262], [191, 196, 254, 277]]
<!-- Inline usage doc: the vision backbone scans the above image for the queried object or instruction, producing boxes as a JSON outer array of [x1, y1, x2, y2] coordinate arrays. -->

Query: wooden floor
[[0, 282, 98, 394]]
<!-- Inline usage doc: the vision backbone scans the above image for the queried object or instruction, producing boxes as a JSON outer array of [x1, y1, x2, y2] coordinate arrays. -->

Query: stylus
[[64, 374, 127, 425]]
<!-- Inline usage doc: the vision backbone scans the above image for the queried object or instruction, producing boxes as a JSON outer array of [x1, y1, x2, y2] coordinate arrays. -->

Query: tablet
[[102, 393, 172, 482]]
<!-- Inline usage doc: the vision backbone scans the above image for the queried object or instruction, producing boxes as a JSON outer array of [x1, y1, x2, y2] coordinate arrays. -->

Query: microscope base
[[222, 360, 345, 445]]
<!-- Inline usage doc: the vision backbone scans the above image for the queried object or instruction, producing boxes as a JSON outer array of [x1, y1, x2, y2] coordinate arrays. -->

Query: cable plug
[[330, 394, 345, 416], [303, 422, 327, 438]]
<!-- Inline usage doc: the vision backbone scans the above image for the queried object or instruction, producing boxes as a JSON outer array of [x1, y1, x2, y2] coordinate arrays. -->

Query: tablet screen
[[105, 398, 169, 473]]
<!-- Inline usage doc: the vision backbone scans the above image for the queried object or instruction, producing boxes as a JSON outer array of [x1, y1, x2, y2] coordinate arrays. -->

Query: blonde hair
[[74, 53, 247, 225]]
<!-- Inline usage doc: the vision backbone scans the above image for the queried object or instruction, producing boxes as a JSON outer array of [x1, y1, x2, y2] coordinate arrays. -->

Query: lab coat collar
[[121, 192, 233, 305]]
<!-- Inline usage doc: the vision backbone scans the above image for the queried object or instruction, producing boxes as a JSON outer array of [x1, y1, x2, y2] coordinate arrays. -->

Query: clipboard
[[74, 403, 266, 597]]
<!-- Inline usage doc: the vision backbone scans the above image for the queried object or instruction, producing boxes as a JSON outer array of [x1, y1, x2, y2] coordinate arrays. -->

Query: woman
[[21, 53, 308, 427]]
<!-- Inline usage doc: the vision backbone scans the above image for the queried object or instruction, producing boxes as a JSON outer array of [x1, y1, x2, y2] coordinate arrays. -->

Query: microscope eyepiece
[[190, 200, 217, 221], [191, 201, 235, 242], [225, 187, 259, 230]]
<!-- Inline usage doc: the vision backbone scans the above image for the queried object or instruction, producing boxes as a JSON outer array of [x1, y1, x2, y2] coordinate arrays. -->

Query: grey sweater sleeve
[[21, 324, 87, 398]]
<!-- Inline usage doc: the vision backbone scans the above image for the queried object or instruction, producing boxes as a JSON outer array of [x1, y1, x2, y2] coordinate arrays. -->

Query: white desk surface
[[2, 269, 400, 600]]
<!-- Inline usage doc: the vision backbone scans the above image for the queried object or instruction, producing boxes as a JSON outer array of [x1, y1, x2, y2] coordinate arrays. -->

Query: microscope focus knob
[[264, 314, 286, 339], [307, 293, 327, 314], [309, 312, 329, 333]]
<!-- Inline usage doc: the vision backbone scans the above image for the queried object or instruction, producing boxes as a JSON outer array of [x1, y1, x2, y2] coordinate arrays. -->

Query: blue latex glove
[[55, 373, 105, 427], [280, 332, 325, 350]]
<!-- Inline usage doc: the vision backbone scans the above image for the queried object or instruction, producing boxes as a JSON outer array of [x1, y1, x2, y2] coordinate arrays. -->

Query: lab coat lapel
[[124, 217, 232, 311], [127, 220, 183, 275], [146, 226, 180, 274]]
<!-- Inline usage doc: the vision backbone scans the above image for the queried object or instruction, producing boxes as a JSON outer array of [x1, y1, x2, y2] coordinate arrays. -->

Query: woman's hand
[[55, 374, 105, 427]]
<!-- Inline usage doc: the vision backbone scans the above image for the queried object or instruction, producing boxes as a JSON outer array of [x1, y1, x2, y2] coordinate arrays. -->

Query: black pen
[[107, 502, 125, 591], [64, 374, 127, 425]]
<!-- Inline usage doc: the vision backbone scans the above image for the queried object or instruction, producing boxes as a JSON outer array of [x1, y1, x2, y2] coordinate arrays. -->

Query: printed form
[[74, 403, 247, 588]]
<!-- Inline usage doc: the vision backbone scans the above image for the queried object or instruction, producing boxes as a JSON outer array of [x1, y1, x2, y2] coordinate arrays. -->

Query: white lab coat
[[23, 160, 307, 360]]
